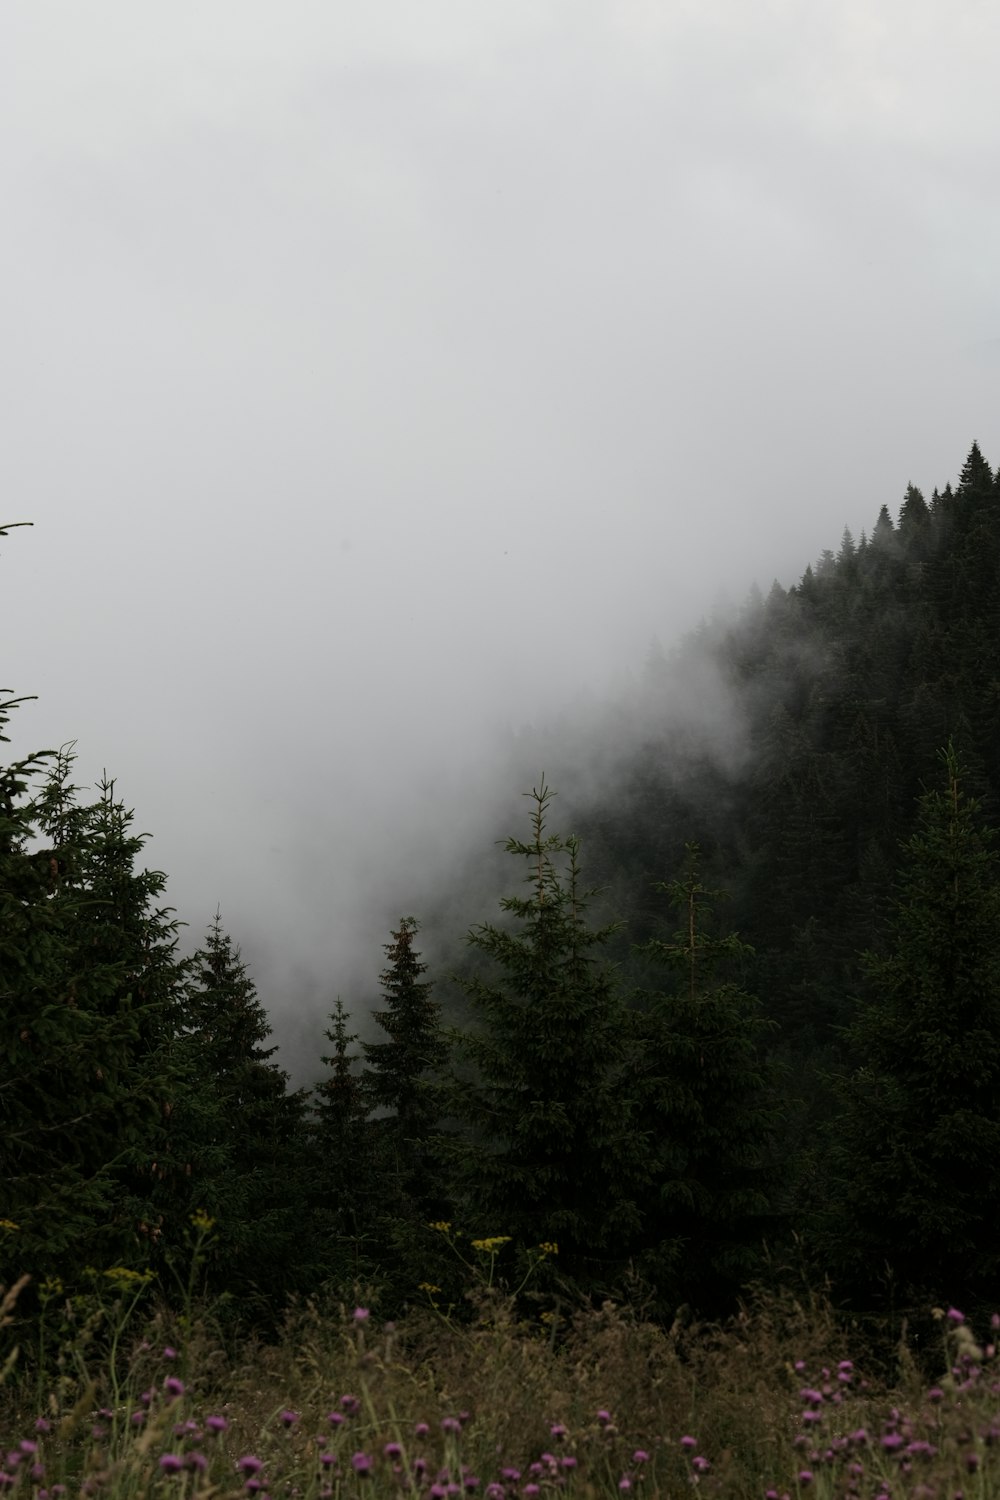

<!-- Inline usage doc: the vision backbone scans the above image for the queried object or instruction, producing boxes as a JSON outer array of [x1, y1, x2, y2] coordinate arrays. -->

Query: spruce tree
[[629, 847, 781, 1310], [830, 746, 1000, 1304], [184, 915, 311, 1309], [446, 782, 639, 1279], [361, 918, 446, 1212], [313, 999, 372, 1242]]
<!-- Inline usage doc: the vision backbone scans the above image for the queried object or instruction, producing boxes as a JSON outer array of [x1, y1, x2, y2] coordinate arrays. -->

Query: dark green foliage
[[0, 742, 190, 1280], [362, 917, 447, 1213], [183, 915, 312, 1308], [629, 849, 782, 1310], [446, 783, 640, 1279], [830, 747, 1000, 1305], [313, 998, 373, 1245]]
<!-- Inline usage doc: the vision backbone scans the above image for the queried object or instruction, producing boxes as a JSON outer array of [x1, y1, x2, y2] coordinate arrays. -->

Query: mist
[[3, 1, 999, 1077]]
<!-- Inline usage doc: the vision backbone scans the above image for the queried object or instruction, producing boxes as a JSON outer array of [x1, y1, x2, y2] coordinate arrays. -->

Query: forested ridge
[[4, 441, 1000, 1334]]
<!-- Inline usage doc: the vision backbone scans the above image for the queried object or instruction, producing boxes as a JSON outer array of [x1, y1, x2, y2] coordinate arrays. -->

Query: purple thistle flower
[[385, 1443, 402, 1459], [351, 1452, 373, 1476], [618, 1479, 631, 1492], [185, 1453, 208, 1473], [550, 1424, 567, 1440], [159, 1455, 184, 1475], [206, 1416, 229, 1434], [501, 1468, 521, 1482], [353, 1306, 370, 1322], [163, 1347, 178, 1360], [441, 1418, 462, 1435], [486, 1487, 505, 1500], [798, 1471, 813, 1486], [328, 1412, 344, 1427], [245, 1481, 262, 1495], [880, 1433, 904, 1451], [632, 1450, 649, 1464], [33, 1421, 50, 1435], [238, 1456, 263, 1475], [164, 1376, 185, 1399], [320, 1454, 337, 1469], [560, 1457, 578, 1471], [464, 1477, 479, 1491], [948, 1307, 965, 1324], [596, 1411, 611, 1426], [692, 1456, 711, 1472], [341, 1395, 360, 1415], [680, 1436, 696, 1451], [926, 1387, 944, 1403], [414, 1423, 430, 1438], [281, 1411, 300, 1428], [523, 1487, 540, 1498]]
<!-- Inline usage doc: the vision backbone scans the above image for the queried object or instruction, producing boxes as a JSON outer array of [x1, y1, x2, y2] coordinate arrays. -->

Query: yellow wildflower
[[190, 1209, 215, 1232], [537, 1241, 559, 1256], [471, 1236, 512, 1254], [428, 1220, 452, 1234], [419, 1282, 442, 1294], [0, 1220, 18, 1232]]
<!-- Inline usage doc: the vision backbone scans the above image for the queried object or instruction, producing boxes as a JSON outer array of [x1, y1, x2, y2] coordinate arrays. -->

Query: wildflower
[[537, 1242, 558, 1255], [880, 1434, 904, 1452], [486, 1487, 505, 1500], [420, 1283, 442, 1295], [561, 1457, 578, 1471], [185, 1453, 208, 1473], [429, 1221, 452, 1233], [320, 1454, 337, 1469], [680, 1437, 697, 1450], [159, 1456, 184, 1475], [597, 1411, 612, 1426], [471, 1237, 511, 1254], [632, 1451, 649, 1464], [550, 1425, 568, 1440], [926, 1387, 944, 1403], [131, 1413, 145, 1427], [328, 1413, 344, 1428], [464, 1477, 480, 1491], [618, 1479, 631, 1492], [163, 1347, 178, 1360], [352, 1453, 373, 1476], [0, 1221, 18, 1232], [385, 1443, 403, 1459], [413, 1460, 429, 1478], [415, 1423, 430, 1438], [692, 1456, 711, 1473], [238, 1457, 263, 1475], [190, 1209, 215, 1232], [341, 1395, 360, 1416], [281, 1411, 300, 1428], [164, 1377, 185, 1398], [34, 1421, 50, 1434], [501, 1468, 521, 1482], [353, 1307, 370, 1322], [947, 1307, 965, 1324], [798, 1471, 813, 1486], [523, 1487, 540, 1498], [441, 1418, 462, 1435], [206, 1416, 229, 1434]]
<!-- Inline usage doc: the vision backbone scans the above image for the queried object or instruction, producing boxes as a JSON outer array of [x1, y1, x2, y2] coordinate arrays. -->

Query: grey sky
[[3, 2, 999, 1066]]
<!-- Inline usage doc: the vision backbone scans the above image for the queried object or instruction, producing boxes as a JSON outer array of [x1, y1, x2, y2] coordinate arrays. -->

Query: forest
[[4, 439, 1000, 1337]]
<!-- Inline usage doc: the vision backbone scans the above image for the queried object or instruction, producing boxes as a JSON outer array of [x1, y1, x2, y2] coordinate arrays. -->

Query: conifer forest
[[5, 441, 1000, 1335]]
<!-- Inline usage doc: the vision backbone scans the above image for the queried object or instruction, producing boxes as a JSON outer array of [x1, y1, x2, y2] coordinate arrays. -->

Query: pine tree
[[830, 746, 1000, 1304], [184, 915, 312, 1309], [446, 782, 639, 1278], [313, 999, 372, 1242], [361, 918, 446, 1211], [629, 847, 781, 1310]]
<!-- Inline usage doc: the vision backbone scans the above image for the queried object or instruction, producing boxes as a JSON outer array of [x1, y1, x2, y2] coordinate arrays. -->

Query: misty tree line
[[5, 442, 1000, 1328]]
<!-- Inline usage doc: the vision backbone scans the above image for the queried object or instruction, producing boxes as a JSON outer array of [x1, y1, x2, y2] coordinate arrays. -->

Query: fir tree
[[184, 914, 312, 1309], [361, 917, 446, 1211], [446, 782, 639, 1278], [629, 847, 782, 1310], [830, 746, 1000, 1304], [313, 999, 372, 1242]]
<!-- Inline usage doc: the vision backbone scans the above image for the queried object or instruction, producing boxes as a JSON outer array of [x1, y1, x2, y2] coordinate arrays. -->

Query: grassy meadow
[[2, 1239, 1000, 1500]]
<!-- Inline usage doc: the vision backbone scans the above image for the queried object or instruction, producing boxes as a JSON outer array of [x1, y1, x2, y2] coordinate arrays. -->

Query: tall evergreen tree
[[829, 746, 1000, 1304], [361, 917, 446, 1212], [184, 914, 312, 1309], [446, 782, 639, 1279], [629, 848, 782, 1310]]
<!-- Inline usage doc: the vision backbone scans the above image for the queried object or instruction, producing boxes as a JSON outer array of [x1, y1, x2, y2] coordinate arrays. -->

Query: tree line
[[4, 444, 1000, 1329]]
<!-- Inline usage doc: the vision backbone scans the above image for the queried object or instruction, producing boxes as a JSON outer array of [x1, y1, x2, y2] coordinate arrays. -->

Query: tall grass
[[2, 1268, 999, 1500]]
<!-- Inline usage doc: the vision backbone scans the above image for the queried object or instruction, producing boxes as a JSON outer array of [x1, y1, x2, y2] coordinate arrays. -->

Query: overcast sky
[[3, 1, 999, 1068]]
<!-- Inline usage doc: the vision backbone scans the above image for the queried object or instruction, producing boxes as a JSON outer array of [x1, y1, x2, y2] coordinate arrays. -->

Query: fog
[[2, 1, 999, 1074]]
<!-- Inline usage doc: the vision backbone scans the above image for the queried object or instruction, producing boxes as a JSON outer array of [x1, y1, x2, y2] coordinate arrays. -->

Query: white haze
[[2, 1, 999, 1075]]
